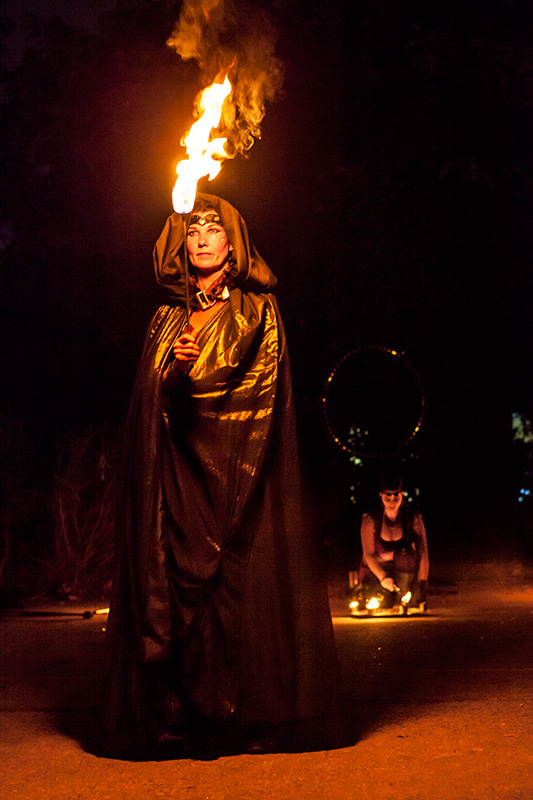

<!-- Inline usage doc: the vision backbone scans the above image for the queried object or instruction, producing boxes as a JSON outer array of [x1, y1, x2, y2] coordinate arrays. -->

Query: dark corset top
[[378, 535, 412, 552], [378, 516, 414, 552]]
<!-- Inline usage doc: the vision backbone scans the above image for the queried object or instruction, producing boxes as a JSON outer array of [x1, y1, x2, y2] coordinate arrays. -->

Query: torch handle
[[182, 214, 191, 330]]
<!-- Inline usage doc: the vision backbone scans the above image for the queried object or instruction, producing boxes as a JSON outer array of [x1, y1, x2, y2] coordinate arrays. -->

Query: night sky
[[1, 0, 532, 585]]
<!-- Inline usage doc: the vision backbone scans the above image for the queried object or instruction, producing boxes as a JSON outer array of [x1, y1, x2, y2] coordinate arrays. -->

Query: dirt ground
[[1, 563, 532, 800]]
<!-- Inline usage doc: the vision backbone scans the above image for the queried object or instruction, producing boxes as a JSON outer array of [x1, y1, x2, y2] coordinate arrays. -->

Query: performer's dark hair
[[192, 198, 218, 214]]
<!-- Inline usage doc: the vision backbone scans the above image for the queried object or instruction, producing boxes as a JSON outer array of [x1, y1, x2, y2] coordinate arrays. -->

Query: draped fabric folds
[[103, 196, 340, 757]]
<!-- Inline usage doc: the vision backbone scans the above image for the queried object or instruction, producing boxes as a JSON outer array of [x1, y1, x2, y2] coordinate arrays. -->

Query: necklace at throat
[[383, 514, 400, 526], [193, 284, 230, 311], [190, 265, 231, 311]]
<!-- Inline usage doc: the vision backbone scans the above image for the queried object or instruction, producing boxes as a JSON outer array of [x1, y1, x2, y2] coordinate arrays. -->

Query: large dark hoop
[[322, 346, 425, 458]]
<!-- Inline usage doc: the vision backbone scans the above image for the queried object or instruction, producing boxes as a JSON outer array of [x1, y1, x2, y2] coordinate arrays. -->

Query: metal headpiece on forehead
[[188, 213, 222, 228]]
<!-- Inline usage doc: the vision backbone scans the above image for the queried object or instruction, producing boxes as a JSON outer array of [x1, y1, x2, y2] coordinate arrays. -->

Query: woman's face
[[380, 490, 403, 517], [186, 212, 230, 273]]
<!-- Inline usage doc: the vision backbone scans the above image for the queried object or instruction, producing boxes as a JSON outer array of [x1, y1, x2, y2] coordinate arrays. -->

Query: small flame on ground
[[172, 75, 232, 214], [366, 597, 380, 610]]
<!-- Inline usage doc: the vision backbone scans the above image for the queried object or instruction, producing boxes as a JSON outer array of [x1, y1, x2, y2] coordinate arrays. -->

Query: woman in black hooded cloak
[[103, 194, 340, 758]]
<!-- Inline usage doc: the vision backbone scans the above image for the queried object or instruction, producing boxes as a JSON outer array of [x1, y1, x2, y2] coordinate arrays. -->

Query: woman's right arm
[[360, 514, 387, 584], [360, 514, 398, 592], [162, 329, 200, 387]]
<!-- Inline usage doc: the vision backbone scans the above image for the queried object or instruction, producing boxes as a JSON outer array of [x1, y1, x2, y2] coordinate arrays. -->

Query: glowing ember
[[349, 600, 359, 609], [366, 597, 380, 610], [172, 75, 232, 214], [401, 592, 412, 605]]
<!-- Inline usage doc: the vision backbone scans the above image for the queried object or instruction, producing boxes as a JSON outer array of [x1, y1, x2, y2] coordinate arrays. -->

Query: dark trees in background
[[0, 1, 531, 594]]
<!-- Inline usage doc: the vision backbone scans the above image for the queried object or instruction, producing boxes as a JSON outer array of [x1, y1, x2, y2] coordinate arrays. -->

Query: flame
[[366, 597, 380, 610], [172, 75, 232, 214], [401, 591, 412, 605]]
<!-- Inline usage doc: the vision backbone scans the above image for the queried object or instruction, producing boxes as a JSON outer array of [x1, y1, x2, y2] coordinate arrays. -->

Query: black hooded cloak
[[103, 194, 340, 757]]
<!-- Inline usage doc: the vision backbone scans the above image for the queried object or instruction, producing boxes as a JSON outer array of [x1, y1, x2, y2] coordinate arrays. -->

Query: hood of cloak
[[153, 193, 277, 303]]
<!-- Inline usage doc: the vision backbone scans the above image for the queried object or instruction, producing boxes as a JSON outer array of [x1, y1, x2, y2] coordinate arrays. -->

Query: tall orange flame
[[172, 75, 232, 214]]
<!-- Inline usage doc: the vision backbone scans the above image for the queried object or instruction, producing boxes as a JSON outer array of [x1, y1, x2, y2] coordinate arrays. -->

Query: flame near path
[[167, 0, 283, 212]]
